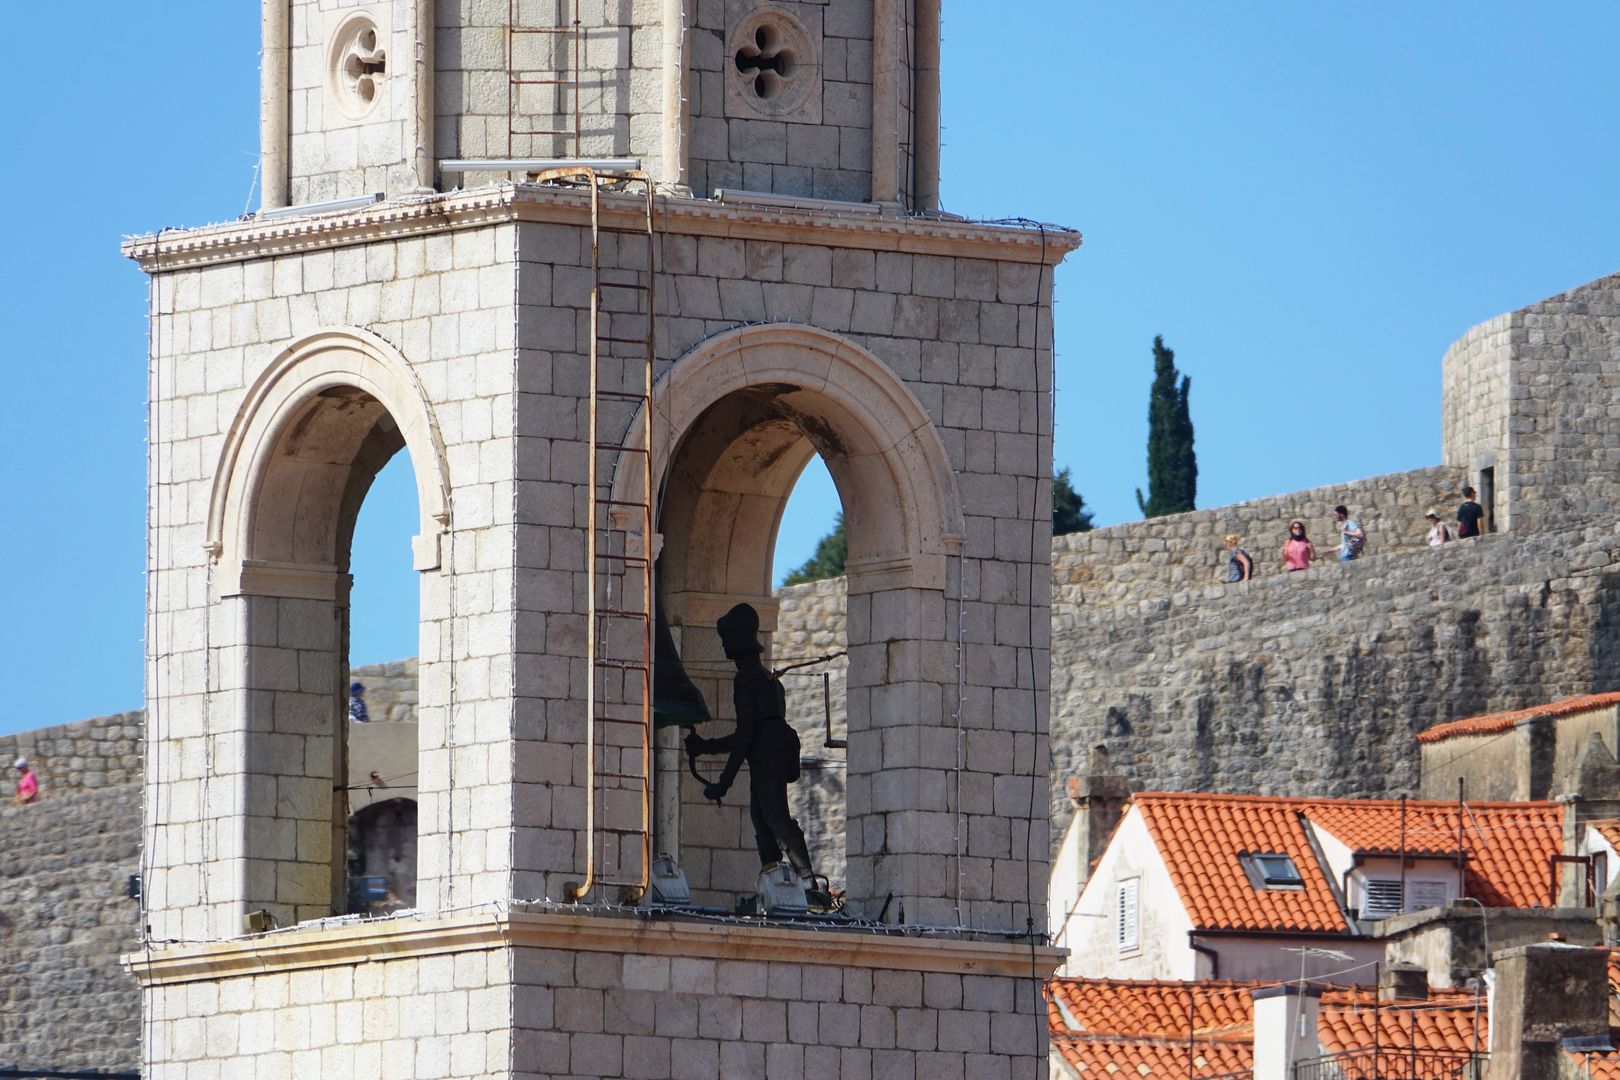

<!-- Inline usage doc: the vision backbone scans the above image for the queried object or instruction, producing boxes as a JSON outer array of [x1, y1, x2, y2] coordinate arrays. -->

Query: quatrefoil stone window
[[326, 10, 389, 122], [726, 9, 820, 122]]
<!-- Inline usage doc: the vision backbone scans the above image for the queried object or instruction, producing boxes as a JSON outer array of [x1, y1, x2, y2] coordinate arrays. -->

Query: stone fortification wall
[[349, 657, 419, 724], [1050, 517, 1620, 838], [0, 711, 144, 798], [1441, 272, 1620, 535], [1051, 465, 1467, 610], [1499, 273, 1620, 534], [775, 577, 849, 887], [0, 784, 142, 1074]]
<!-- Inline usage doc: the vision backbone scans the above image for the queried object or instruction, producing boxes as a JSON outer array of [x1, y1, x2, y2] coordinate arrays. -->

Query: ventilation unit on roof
[[1362, 878, 1404, 919]]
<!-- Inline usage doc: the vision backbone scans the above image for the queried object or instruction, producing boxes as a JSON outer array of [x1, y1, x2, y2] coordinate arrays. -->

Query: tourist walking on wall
[[1282, 521, 1314, 571], [12, 757, 37, 805], [1425, 510, 1454, 546], [1456, 486, 1485, 538], [1334, 505, 1366, 561], [1224, 534, 1254, 582], [348, 682, 370, 723]]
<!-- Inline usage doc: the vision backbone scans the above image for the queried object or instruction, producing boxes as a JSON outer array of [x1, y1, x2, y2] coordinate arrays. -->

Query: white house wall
[[1060, 807, 1194, 979]]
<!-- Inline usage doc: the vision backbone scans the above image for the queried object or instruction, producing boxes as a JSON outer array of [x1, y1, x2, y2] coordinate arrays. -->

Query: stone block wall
[[688, 0, 879, 201], [1050, 518, 1620, 839], [0, 711, 144, 798], [287, 0, 419, 203], [132, 912, 1056, 1079], [776, 576, 849, 887], [1501, 273, 1620, 535], [140, 212, 520, 940], [1441, 272, 1620, 536], [350, 657, 420, 724], [1051, 465, 1468, 611], [0, 784, 142, 1074]]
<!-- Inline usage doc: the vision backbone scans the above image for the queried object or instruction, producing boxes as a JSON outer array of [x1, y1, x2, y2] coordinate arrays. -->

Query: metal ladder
[[507, 0, 582, 158], [537, 167, 658, 902]]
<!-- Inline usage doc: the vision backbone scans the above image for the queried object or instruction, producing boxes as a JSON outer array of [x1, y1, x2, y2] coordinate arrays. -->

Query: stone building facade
[[127, 1, 1070, 1077]]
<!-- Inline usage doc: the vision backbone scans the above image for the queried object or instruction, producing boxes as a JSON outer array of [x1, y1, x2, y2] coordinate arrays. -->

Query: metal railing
[[1293, 1048, 1486, 1080]]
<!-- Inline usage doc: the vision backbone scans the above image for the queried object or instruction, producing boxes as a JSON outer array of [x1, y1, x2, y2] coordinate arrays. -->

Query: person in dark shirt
[[1456, 486, 1485, 538], [686, 603, 814, 877]]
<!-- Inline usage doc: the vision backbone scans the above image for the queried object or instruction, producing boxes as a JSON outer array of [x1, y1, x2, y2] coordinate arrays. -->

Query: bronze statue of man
[[685, 602, 814, 877]]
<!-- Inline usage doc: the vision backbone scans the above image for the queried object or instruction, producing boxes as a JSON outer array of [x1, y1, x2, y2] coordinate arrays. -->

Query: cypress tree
[[1134, 335, 1197, 517], [1052, 467, 1095, 535]]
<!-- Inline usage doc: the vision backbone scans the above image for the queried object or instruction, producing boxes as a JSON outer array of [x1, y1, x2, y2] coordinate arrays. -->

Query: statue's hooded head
[[716, 602, 764, 658]]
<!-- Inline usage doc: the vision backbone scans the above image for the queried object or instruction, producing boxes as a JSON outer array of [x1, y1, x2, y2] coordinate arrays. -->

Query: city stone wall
[[1050, 517, 1620, 837], [350, 657, 420, 724], [776, 576, 849, 888], [0, 711, 144, 798], [0, 784, 142, 1074], [1051, 465, 1468, 611]]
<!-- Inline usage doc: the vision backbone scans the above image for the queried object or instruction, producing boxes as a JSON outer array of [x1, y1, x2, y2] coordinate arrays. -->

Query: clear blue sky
[[2, 4, 1617, 736]]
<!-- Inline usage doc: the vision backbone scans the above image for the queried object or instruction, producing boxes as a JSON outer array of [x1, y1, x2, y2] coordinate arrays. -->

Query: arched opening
[[208, 329, 448, 926], [346, 797, 418, 915], [626, 324, 964, 913]]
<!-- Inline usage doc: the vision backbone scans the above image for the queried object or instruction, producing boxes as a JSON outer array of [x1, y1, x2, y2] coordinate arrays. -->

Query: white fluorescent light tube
[[440, 158, 642, 174], [714, 189, 882, 215], [259, 193, 385, 219]]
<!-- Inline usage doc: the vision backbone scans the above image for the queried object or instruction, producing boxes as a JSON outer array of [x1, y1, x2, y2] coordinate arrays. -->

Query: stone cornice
[[122, 184, 1080, 273], [123, 909, 1064, 987]]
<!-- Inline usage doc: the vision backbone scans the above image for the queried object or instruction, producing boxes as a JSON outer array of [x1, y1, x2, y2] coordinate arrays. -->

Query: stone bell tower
[[128, 2, 1075, 1077]]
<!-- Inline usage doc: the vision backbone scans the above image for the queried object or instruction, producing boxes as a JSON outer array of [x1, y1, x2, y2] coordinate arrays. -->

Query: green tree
[[1052, 467, 1095, 535], [783, 511, 848, 585], [1134, 335, 1197, 517]]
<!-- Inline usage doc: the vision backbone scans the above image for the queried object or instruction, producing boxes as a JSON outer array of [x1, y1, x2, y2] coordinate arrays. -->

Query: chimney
[[1251, 984, 1321, 1080], [1378, 962, 1428, 1002], [1485, 944, 1608, 1080], [1071, 744, 1131, 872]]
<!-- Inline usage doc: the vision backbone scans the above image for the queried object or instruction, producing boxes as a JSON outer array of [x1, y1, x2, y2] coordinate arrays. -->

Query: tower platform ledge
[[122, 906, 1064, 988], [122, 183, 1079, 273]]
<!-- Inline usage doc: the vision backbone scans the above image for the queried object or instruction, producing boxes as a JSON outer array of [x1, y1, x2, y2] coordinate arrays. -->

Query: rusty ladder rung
[[594, 389, 649, 402], [598, 335, 651, 346], [593, 659, 652, 673], [595, 607, 651, 620], [594, 442, 649, 455], [593, 552, 648, 565]]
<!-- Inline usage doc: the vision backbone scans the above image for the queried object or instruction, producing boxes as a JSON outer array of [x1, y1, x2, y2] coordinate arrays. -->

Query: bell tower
[[261, 0, 939, 207], [130, 3, 1073, 1077]]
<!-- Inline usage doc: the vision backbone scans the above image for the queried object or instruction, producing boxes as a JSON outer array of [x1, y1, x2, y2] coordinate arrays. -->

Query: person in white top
[[1425, 509, 1453, 547]]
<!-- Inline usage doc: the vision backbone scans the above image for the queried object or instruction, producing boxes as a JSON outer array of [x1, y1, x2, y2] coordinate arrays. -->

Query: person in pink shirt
[[1281, 520, 1315, 572], [12, 757, 38, 805]]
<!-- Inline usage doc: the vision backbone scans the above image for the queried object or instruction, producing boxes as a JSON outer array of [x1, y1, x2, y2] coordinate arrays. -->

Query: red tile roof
[[1317, 988, 1488, 1056], [1416, 691, 1620, 743], [1130, 792, 1564, 930], [1135, 793, 1349, 932], [1048, 978, 1256, 1042], [1048, 978, 1487, 1078], [1050, 1037, 1253, 1078], [1304, 799, 1563, 908]]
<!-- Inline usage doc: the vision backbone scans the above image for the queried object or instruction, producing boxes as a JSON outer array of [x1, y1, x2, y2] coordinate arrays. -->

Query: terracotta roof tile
[[1304, 800, 1563, 908], [1050, 1036, 1253, 1077], [1132, 792, 1564, 928], [1135, 793, 1349, 933], [1317, 988, 1488, 1056], [1048, 978, 1256, 1041], [1416, 691, 1620, 743], [1048, 979, 1487, 1077]]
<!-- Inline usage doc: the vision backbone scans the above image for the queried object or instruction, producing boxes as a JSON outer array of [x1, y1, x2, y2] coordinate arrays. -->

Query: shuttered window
[[1362, 878, 1403, 919], [1116, 878, 1140, 953]]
